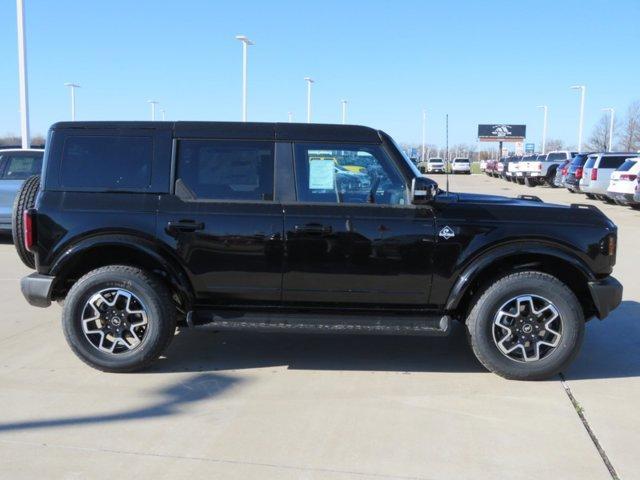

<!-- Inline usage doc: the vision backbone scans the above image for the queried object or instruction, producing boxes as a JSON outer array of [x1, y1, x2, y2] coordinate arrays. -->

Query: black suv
[[17, 122, 622, 379]]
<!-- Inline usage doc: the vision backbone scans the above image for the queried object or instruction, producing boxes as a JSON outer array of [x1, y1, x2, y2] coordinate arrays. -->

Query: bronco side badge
[[439, 226, 455, 240]]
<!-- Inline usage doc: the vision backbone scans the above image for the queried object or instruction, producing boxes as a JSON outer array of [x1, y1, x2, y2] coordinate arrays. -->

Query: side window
[[176, 140, 274, 201], [600, 156, 632, 169], [61, 136, 152, 189], [2, 155, 42, 180], [294, 143, 407, 205]]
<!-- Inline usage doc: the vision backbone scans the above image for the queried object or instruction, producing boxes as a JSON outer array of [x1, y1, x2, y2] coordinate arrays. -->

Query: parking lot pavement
[[0, 176, 637, 479]]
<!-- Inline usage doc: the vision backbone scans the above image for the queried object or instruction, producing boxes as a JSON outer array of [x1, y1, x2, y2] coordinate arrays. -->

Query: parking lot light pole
[[536, 105, 548, 154], [235, 35, 254, 122], [16, 0, 30, 148], [288, 111, 293, 123], [570, 85, 586, 152], [64, 83, 80, 121], [341, 100, 347, 124], [602, 107, 615, 152], [147, 100, 159, 121], [161, 109, 166, 121], [421, 109, 426, 161], [304, 77, 314, 123]]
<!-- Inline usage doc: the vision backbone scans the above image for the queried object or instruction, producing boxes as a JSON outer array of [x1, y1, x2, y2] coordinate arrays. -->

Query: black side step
[[192, 311, 451, 336]]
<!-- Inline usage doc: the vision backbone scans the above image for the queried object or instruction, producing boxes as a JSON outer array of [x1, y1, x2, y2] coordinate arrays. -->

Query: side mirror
[[411, 177, 437, 205]]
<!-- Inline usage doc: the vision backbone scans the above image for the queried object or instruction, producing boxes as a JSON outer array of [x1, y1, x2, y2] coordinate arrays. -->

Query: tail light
[[537, 163, 542, 170], [620, 174, 637, 181], [562, 166, 568, 175], [575, 167, 583, 179], [591, 168, 598, 181], [23, 209, 35, 252]]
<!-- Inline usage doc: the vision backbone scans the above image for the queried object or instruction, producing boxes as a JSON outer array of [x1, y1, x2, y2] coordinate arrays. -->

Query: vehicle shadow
[[0, 233, 13, 245], [565, 300, 640, 380], [0, 372, 240, 433], [150, 321, 486, 374]]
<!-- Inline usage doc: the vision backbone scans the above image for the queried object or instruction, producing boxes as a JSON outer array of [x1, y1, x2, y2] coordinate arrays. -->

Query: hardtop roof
[[50, 121, 383, 143]]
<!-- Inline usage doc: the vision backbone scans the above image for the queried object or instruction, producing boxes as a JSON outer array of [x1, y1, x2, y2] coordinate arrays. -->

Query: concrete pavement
[[0, 174, 637, 479]]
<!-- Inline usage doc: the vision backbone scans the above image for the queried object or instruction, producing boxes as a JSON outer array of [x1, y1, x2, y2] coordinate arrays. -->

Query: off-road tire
[[466, 271, 584, 380], [525, 178, 537, 188], [11, 175, 40, 269], [62, 265, 177, 373]]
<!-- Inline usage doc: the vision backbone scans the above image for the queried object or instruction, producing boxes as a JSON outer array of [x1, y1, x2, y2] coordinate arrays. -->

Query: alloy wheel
[[492, 295, 562, 363]]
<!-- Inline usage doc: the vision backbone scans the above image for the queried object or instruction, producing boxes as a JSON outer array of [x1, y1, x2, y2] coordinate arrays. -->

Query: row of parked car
[[481, 151, 640, 208], [416, 157, 472, 174]]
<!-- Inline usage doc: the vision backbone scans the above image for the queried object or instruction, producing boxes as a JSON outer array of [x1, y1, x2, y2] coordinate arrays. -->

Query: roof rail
[[517, 195, 543, 202]]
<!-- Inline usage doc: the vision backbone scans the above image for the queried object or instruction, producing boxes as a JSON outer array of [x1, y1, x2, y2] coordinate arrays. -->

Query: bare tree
[[587, 113, 617, 152], [545, 138, 565, 151], [619, 101, 640, 152]]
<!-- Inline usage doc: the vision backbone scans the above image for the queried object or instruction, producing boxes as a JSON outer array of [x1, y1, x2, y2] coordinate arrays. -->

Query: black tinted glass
[[61, 136, 152, 189], [1, 154, 43, 180], [599, 156, 632, 169], [547, 153, 566, 161], [176, 140, 274, 201]]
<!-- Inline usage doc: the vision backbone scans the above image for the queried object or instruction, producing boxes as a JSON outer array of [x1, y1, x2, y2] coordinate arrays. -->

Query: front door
[[157, 139, 283, 305], [282, 143, 435, 307]]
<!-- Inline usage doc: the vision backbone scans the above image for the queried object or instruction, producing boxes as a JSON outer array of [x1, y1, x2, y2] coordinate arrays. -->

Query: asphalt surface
[[0, 174, 638, 479]]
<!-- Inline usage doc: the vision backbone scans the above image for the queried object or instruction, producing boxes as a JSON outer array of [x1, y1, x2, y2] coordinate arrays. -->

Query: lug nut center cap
[[522, 324, 533, 334]]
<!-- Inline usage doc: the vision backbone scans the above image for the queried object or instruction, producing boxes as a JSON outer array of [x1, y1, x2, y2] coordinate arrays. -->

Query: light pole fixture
[[304, 77, 314, 123], [570, 85, 586, 152], [536, 105, 548, 154], [16, 0, 30, 148], [341, 100, 347, 124], [602, 107, 615, 152], [64, 83, 81, 121], [147, 100, 159, 121], [235, 35, 254, 122], [288, 111, 293, 123]]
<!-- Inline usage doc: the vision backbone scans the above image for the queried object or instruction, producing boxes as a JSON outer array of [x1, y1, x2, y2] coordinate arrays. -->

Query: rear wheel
[[62, 265, 177, 372], [525, 178, 537, 188], [585, 193, 596, 199], [11, 175, 40, 269], [466, 271, 584, 380]]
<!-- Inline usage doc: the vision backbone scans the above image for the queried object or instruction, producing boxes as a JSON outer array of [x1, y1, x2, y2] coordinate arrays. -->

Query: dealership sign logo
[[491, 125, 512, 137]]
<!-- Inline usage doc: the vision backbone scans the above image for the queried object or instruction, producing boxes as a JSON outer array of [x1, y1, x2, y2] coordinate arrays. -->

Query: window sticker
[[309, 159, 335, 190]]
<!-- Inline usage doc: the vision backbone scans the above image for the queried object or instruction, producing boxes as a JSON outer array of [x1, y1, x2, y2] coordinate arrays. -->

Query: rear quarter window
[[60, 136, 153, 189], [0, 154, 43, 180]]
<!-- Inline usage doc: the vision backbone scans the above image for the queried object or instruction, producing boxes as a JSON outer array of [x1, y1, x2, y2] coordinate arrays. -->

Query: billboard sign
[[478, 124, 526, 142], [525, 143, 535, 153]]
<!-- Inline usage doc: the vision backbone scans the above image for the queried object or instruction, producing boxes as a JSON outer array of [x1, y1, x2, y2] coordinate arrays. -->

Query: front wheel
[[62, 265, 177, 372], [466, 271, 584, 380]]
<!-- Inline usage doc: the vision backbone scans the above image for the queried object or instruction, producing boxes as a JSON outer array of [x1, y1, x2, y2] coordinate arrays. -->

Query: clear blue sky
[[1, 0, 639, 149]]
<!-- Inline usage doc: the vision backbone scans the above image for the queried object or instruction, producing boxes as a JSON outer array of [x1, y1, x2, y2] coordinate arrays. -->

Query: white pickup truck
[[519, 151, 577, 187]]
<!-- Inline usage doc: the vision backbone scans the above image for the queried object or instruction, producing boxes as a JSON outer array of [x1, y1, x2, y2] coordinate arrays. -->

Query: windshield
[[389, 137, 424, 179], [454, 158, 469, 163], [429, 158, 443, 163]]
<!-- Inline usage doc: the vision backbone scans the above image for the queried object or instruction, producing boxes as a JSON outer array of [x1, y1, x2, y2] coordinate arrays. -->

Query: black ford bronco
[[16, 122, 622, 379]]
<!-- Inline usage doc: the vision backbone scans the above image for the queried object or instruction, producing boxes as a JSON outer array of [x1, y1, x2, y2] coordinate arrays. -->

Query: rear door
[[157, 138, 284, 306], [282, 142, 435, 307]]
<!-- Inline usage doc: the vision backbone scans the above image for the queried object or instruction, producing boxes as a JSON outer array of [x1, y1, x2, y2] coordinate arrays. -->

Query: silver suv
[[0, 149, 44, 232]]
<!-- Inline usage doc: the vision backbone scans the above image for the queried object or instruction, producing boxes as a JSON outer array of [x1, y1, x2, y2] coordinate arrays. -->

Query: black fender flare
[[49, 233, 194, 306], [445, 242, 595, 311]]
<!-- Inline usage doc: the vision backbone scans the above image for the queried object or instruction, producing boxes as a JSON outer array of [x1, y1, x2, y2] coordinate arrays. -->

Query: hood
[[437, 192, 614, 228]]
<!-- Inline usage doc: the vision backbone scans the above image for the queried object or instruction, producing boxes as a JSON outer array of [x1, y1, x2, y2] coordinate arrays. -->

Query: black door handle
[[294, 224, 332, 234], [167, 220, 205, 233]]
